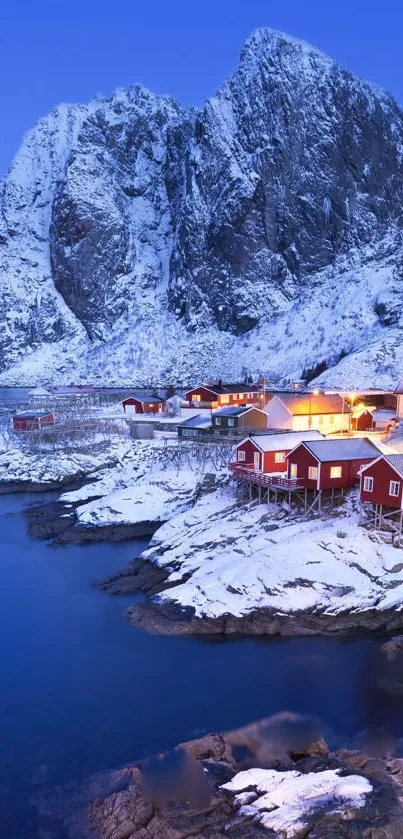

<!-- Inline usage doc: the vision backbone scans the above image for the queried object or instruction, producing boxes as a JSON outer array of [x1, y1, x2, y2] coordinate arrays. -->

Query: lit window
[[390, 480, 400, 497], [239, 393, 244, 400], [363, 476, 374, 492], [238, 450, 246, 462], [275, 452, 286, 463], [329, 415, 334, 425], [330, 466, 342, 479], [308, 466, 318, 480], [228, 418, 235, 427], [215, 418, 221, 425], [220, 395, 230, 404], [318, 416, 324, 426]]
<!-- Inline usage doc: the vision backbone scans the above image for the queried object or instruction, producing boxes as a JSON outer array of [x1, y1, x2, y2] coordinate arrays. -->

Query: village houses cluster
[[12, 378, 403, 537]]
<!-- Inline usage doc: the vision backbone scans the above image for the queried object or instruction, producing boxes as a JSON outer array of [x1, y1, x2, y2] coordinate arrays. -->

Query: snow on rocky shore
[[222, 767, 372, 837], [120, 485, 403, 636]]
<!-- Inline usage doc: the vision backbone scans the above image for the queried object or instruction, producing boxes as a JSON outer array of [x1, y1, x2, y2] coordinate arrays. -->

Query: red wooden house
[[13, 411, 55, 431], [233, 430, 324, 474], [360, 454, 403, 510], [285, 438, 380, 490], [122, 396, 165, 415], [185, 382, 262, 408]]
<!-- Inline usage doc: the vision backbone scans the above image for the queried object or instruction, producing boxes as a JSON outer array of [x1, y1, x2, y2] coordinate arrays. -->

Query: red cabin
[[13, 411, 55, 431], [360, 454, 403, 510], [233, 431, 325, 474], [285, 438, 380, 490], [122, 396, 165, 415]]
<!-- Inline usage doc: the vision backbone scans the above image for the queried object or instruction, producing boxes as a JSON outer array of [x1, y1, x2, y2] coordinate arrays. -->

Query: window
[[220, 394, 230, 404], [330, 466, 342, 479], [390, 480, 400, 497], [275, 452, 286, 463], [318, 415, 324, 426], [228, 418, 235, 427], [363, 476, 374, 492], [237, 450, 246, 462], [215, 418, 221, 426], [329, 415, 334, 425], [238, 393, 244, 400], [308, 466, 318, 480], [192, 394, 200, 402]]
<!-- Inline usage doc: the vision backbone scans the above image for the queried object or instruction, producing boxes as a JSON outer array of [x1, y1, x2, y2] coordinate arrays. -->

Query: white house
[[264, 392, 350, 434]]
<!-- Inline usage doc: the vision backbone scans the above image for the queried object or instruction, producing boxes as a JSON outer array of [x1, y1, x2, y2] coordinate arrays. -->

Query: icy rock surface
[[1, 29, 403, 385]]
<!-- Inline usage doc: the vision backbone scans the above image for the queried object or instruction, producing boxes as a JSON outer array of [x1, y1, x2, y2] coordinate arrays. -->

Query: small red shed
[[122, 396, 165, 415], [351, 406, 375, 432], [233, 430, 325, 474], [13, 411, 55, 431], [360, 454, 403, 510], [285, 438, 380, 490]]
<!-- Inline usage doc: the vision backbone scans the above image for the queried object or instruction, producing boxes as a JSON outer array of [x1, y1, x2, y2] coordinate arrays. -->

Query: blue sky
[[1, 0, 402, 177]]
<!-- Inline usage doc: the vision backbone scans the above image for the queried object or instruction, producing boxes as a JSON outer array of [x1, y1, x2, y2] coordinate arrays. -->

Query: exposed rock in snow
[[222, 767, 372, 836], [1, 29, 403, 386]]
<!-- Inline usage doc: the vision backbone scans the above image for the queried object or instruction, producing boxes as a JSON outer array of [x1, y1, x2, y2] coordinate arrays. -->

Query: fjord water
[[0, 492, 399, 837]]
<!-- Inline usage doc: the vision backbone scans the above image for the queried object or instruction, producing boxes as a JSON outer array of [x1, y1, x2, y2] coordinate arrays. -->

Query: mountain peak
[[242, 27, 335, 66]]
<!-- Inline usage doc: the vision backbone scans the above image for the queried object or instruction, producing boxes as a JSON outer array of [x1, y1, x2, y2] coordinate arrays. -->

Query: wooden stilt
[[331, 488, 334, 506], [380, 504, 383, 530], [305, 488, 307, 511]]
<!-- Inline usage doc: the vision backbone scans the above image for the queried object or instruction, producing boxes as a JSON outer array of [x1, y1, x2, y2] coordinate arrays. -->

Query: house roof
[[372, 409, 397, 421], [188, 383, 261, 395], [351, 405, 375, 418], [180, 414, 213, 429], [395, 381, 403, 394], [381, 454, 403, 479], [213, 406, 264, 417], [123, 395, 165, 404], [289, 438, 380, 463], [14, 411, 53, 418], [270, 392, 346, 415], [236, 430, 324, 452]]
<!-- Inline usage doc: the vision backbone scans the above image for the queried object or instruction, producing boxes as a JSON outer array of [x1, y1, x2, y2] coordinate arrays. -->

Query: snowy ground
[[138, 486, 403, 621], [61, 440, 212, 527], [222, 767, 372, 837], [0, 437, 132, 486]]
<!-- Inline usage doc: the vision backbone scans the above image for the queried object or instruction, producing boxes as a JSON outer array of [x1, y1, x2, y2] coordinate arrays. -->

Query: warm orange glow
[[312, 389, 319, 395]]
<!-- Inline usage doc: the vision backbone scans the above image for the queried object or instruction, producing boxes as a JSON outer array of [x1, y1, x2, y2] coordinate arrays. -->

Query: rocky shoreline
[[24, 497, 162, 544], [35, 713, 403, 839]]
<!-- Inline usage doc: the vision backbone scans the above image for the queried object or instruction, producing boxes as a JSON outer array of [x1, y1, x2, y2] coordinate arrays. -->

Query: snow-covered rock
[[222, 767, 372, 837], [1, 29, 403, 387]]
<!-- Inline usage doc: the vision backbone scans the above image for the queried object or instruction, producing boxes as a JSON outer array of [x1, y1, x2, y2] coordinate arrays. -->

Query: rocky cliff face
[[1, 29, 403, 385]]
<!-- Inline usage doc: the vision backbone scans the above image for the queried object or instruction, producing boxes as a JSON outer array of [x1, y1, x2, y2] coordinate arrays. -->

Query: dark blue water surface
[[0, 491, 400, 837]]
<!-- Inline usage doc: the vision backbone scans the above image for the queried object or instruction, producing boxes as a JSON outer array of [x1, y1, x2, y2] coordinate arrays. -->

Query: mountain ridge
[[1, 28, 403, 387]]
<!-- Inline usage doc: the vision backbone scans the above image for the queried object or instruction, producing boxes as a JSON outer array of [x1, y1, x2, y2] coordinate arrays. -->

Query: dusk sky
[[1, 0, 402, 177]]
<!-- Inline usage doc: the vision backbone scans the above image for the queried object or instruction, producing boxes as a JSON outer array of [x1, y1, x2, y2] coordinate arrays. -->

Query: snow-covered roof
[[14, 410, 53, 418], [123, 395, 165, 404], [213, 405, 263, 417], [372, 409, 396, 421], [188, 382, 262, 395], [180, 414, 213, 429], [272, 392, 346, 415], [237, 430, 324, 452], [28, 387, 51, 396], [351, 405, 375, 418], [293, 438, 380, 462], [383, 454, 403, 478], [394, 381, 403, 394]]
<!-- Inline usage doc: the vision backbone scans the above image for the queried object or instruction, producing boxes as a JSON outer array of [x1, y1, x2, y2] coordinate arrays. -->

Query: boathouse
[[233, 430, 324, 473], [350, 406, 375, 431], [177, 414, 213, 438], [285, 438, 380, 490], [360, 454, 403, 510]]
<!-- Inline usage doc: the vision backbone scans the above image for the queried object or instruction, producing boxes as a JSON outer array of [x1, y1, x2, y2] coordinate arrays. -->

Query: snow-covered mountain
[[1, 28, 403, 387]]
